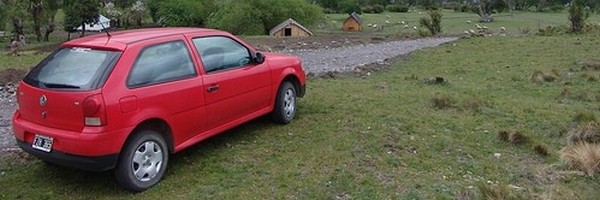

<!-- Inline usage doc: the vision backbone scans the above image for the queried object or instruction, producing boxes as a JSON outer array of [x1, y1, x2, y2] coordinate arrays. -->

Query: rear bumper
[[13, 111, 131, 156], [17, 140, 118, 172]]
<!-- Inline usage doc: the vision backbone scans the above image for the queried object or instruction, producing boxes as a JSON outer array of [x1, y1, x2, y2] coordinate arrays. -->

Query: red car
[[12, 28, 306, 191]]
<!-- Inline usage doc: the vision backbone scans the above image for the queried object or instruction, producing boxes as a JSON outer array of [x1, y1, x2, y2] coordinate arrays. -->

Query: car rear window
[[24, 47, 121, 90]]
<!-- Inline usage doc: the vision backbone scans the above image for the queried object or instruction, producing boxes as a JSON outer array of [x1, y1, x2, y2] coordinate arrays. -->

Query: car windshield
[[24, 47, 121, 90]]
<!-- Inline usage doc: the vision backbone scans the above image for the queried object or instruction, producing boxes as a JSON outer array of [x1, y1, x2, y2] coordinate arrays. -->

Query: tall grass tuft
[[572, 110, 597, 123], [560, 143, 600, 176], [534, 144, 550, 156], [530, 70, 557, 82], [498, 130, 510, 142], [476, 182, 517, 200], [566, 122, 600, 145], [432, 95, 456, 109], [508, 131, 529, 144]]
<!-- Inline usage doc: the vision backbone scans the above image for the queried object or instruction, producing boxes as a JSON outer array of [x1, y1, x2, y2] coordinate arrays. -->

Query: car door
[[191, 36, 272, 131], [109, 37, 207, 145]]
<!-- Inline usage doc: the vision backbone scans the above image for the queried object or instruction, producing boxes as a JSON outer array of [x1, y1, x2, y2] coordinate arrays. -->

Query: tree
[[63, 0, 100, 38], [0, 1, 6, 31], [151, 0, 210, 27], [100, 2, 122, 27], [474, 0, 509, 22], [129, 0, 146, 28], [29, 0, 44, 42], [340, 0, 362, 14], [207, 0, 323, 35], [42, 0, 60, 41], [4, 0, 28, 37]]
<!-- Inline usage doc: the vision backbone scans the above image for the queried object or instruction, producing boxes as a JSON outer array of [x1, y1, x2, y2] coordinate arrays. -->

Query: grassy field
[[1, 32, 600, 198], [320, 10, 600, 35]]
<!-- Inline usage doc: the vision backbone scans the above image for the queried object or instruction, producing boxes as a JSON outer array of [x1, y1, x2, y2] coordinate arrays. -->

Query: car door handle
[[207, 84, 220, 93]]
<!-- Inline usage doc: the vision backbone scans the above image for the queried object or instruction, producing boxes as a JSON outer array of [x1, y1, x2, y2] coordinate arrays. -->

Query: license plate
[[32, 134, 53, 152]]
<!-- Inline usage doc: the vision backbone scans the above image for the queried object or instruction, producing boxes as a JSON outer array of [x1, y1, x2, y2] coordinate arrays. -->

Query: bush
[[207, 0, 323, 35], [153, 0, 209, 27], [453, 3, 474, 13], [549, 5, 565, 12], [443, 2, 460, 10], [536, 25, 569, 36], [340, 0, 362, 14], [362, 4, 384, 14], [386, 4, 409, 12], [569, 0, 590, 33], [419, 10, 442, 35]]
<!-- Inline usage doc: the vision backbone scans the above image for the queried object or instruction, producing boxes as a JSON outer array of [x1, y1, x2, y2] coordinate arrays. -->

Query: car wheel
[[271, 81, 297, 124], [115, 129, 168, 192]]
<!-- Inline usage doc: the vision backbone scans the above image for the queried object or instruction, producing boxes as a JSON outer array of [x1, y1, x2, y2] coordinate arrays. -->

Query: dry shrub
[[557, 88, 571, 101], [550, 69, 562, 77], [432, 95, 456, 109], [573, 110, 597, 123], [455, 188, 475, 200], [498, 130, 510, 142], [476, 182, 516, 200], [580, 59, 600, 70], [567, 122, 600, 145], [509, 131, 529, 144], [460, 98, 486, 111], [530, 70, 558, 82], [580, 72, 599, 82], [534, 144, 550, 156], [560, 143, 600, 176], [573, 92, 592, 102], [404, 74, 419, 80], [497, 130, 529, 144]]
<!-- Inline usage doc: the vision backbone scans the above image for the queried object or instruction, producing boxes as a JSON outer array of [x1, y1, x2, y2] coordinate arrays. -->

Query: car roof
[[62, 28, 227, 51]]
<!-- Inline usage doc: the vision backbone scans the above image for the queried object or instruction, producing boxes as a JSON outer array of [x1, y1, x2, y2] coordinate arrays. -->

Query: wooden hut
[[342, 12, 362, 32], [269, 18, 313, 37]]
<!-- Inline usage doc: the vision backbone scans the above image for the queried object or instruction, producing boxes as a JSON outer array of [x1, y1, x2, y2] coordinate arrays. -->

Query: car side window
[[192, 36, 252, 74], [127, 41, 196, 88]]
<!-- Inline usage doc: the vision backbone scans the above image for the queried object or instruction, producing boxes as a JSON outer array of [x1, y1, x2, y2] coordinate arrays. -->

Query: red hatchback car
[[12, 28, 306, 191]]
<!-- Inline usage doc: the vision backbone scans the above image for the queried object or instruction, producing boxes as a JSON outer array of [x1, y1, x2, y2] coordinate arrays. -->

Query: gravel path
[[0, 37, 459, 153], [286, 37, 459, 75]]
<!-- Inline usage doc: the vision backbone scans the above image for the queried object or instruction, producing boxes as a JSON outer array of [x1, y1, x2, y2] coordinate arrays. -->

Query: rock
[[493, 153, 501, 159]]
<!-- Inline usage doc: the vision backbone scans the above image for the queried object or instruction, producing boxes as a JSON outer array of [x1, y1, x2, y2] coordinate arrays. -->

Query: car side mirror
[[254, 52, 265, 64]]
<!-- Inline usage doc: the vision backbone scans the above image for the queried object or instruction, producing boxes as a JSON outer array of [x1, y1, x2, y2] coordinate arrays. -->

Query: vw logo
[[39, 95, 47, 107]]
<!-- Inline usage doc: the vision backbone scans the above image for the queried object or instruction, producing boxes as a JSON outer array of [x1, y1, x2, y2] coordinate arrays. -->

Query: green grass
[[0, 52, 49, 70], [319, 10, 600, 35], [2, 33, 600, 198]]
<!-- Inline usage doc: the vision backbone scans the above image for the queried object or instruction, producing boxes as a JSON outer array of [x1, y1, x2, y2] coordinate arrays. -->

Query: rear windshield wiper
[[43, 82, 81, 89]]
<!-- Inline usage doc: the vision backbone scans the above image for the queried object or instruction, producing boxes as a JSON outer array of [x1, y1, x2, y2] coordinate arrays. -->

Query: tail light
[[83, 94, 107, 126]]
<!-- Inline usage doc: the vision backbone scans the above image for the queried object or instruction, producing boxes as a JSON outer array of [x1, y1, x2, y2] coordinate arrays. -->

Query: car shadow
[[22, 115, 278, 196]]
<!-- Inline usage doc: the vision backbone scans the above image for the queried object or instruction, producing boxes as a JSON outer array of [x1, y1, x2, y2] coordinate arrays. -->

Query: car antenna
[[99, 20, 111, 37]]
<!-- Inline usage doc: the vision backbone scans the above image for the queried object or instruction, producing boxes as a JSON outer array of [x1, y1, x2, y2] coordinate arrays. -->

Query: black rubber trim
[[297, 84, 306, 98], [17, 140, 118, 172]]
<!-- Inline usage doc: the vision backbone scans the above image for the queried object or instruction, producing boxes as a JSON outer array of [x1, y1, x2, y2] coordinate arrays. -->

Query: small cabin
[[269, 18, 313, 37], [342, 12, 362, 32]]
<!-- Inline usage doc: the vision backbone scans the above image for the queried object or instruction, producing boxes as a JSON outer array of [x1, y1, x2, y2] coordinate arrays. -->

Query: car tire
[[271, 81, 297, 124], [115, 129, 168, 192]]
